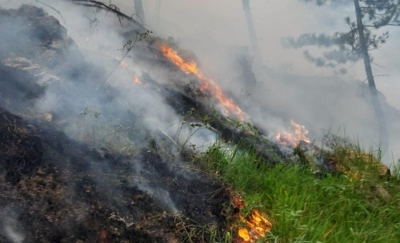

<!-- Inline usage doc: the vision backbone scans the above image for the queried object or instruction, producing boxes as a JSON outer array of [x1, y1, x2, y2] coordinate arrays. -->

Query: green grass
[[196, 141, 400, 243]]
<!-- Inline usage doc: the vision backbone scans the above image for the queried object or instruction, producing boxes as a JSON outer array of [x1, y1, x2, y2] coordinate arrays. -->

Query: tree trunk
[[242, 0, 260, 94], [242, 0, 260, 63], [353, 0, 389, 151], [134, 0, 145, 25], [154, 0, 161, 26]]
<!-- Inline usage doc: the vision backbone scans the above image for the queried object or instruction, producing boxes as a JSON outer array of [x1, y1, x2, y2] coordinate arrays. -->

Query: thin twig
[[99, 34, 139, 88], [35, 0, 66, 24], [158, 128, 178, 147]]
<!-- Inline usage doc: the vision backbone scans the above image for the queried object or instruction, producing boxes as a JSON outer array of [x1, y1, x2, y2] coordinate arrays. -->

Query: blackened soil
[[0, 108, 230, 243]]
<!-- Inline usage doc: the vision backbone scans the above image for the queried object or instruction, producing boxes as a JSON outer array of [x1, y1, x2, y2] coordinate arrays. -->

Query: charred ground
[[0, 5, 236, 242]]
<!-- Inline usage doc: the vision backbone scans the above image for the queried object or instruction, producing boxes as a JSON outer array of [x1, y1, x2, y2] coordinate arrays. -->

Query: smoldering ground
[[0, 2, 233, 242], [0, 0, 398, 241]]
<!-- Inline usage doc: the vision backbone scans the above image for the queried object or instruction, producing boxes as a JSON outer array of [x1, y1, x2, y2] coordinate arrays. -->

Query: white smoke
[[1, 0, 399, 165], [0, 209, 25, 243]]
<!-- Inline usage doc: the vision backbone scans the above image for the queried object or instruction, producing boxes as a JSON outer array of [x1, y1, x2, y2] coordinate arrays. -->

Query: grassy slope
[[196, 141, 400, 243]]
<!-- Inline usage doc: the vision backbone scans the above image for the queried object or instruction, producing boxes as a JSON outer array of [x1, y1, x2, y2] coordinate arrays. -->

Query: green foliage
[[301, 0, 400, 28], [198, 139, 400, 242]]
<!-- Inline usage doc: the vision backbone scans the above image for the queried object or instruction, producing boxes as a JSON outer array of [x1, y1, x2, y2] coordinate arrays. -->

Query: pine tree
[[283, 0, 400, 151]]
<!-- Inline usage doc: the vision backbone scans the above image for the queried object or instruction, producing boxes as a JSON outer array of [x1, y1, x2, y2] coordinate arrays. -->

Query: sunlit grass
[[197, 139, 400, 242]]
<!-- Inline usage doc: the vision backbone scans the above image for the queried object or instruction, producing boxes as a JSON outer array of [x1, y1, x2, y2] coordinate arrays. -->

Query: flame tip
[[275, 120, 310, 147]]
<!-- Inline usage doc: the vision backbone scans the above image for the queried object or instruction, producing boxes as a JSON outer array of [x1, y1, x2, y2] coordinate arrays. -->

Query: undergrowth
[[196, 137, 400, 243]]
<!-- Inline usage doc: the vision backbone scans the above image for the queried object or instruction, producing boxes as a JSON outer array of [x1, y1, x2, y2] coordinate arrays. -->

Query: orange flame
[[238, 209, 272, 242], [160, 44, 244, 121], [231, 194, 272, 242], [238, 227, 251, 242], [133, 76, 142, 85], [133, 76, 149, 88], [275, 119, 310, 147]]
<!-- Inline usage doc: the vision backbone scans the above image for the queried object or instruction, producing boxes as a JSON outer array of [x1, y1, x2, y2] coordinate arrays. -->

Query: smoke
[[0, 0, 207, 149], [0, 208, 25, 243], [0, 0, 224, 219], [1, 0, 399, 167], [132, 0, 400, 164]]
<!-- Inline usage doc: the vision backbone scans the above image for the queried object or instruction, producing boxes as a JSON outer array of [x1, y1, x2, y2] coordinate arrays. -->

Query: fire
[[238, 227, 251, 242], [232, 194, 271, 242], [160, 44, 244, 121], [133, 76, 148, 88], [238, 209, 272, 242], [133, 76, 142, 85], [275, 119, 310, 147]]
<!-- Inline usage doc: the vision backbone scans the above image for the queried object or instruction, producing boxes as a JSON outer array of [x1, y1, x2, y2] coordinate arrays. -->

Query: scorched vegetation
[[0, 2, 399, 243]]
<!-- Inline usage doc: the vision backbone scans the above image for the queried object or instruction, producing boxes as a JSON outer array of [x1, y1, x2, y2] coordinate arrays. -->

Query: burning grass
[[196, 139, 400, 242], [275, 120, 310, 147]]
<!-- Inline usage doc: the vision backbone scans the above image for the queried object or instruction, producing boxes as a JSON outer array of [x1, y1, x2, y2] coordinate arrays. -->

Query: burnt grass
[[0, 108, 230, 243], [0, 5, 233, 242]]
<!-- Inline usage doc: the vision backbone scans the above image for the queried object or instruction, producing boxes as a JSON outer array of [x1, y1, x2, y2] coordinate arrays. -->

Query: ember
[[232, 194, 245, 209], [160, 44, 244, 121], [133, 75, 148, 88], [98, 229, 108, 243], [275, 119, 310, 147]]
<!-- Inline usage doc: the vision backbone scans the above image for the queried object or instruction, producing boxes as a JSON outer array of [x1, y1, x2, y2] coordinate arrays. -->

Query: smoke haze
[[1, 0, 399, 166], [138, 0, 400, 164]]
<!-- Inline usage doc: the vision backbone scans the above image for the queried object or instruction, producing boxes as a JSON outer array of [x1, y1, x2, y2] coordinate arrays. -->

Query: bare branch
[[68, 0, 146, 31]]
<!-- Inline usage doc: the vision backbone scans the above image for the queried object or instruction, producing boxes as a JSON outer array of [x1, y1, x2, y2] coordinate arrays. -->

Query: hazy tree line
[[283, 0, 400, 152], [39, 0, 400, 152]]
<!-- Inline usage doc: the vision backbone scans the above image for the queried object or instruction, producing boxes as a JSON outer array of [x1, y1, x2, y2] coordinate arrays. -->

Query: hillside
[[0, 3, 399, 243]]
